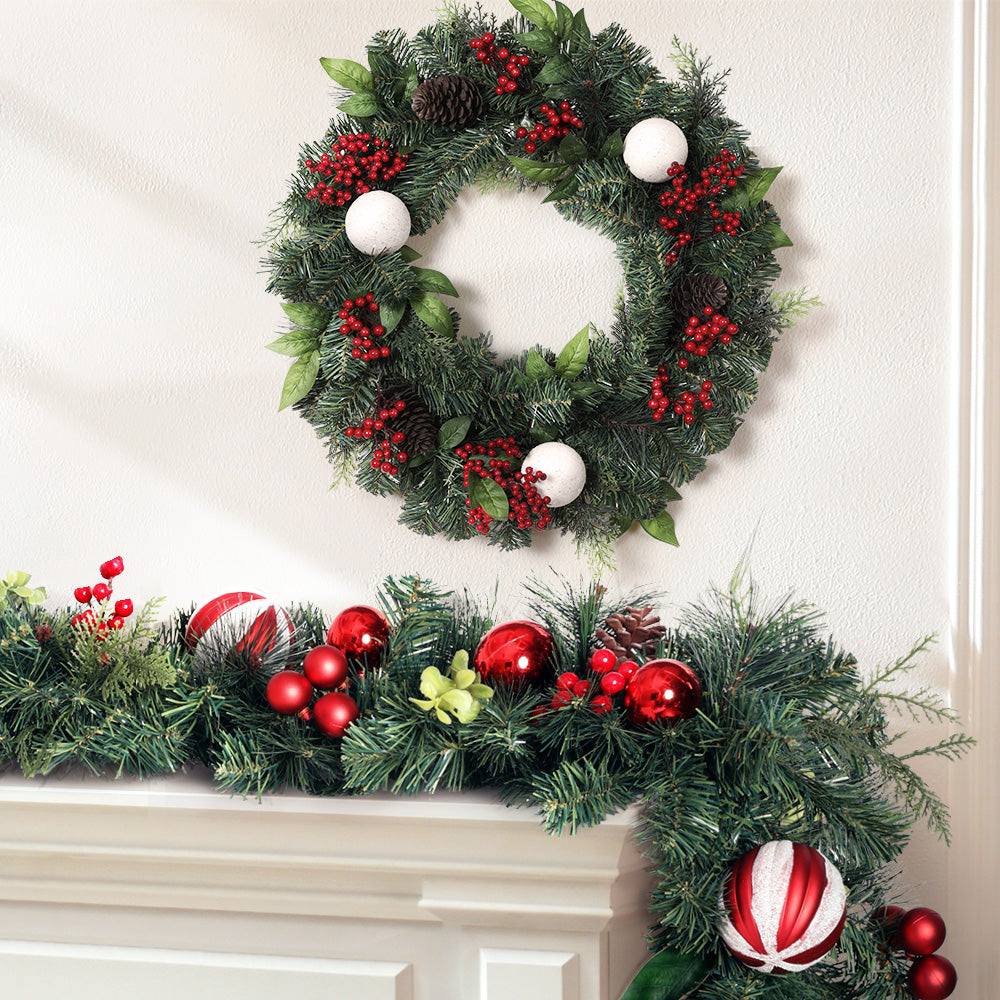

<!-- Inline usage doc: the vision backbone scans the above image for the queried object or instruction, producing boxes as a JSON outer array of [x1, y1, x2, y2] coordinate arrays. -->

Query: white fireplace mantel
[[0, 769, 655, 1000]]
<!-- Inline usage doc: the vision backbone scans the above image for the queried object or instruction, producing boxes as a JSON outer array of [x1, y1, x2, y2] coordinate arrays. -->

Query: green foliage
[[0, 570, 46, 606], [262, 3, 798, 555], [0, 572, 970, 1000]]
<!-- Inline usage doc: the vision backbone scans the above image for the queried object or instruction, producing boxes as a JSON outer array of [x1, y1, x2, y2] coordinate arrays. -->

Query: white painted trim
[[949, 0, 999, 995]]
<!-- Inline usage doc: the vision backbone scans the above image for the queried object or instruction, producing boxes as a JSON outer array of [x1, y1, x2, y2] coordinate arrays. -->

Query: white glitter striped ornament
[[718, 840, 847, 973]]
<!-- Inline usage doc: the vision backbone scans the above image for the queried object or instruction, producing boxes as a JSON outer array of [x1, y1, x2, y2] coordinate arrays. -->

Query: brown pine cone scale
[[412, 74, 483, 129]]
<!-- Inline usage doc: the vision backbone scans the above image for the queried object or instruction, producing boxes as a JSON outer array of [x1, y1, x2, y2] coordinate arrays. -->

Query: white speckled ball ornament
[[344, 190, 411, 255], [522, 442, 587, 508], [623, 117, 688, 183]]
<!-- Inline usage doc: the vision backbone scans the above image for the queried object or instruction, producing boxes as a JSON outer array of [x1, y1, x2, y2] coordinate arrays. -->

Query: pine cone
[[380, 385, 437, 458], [594, 606, 666, 665], [672, 274, 728, 324], [412, 74, 483, 129], [34, 623, 54, 644]]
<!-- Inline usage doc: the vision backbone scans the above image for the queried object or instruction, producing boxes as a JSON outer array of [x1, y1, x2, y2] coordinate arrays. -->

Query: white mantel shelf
[[0, 770, 655, 1000]]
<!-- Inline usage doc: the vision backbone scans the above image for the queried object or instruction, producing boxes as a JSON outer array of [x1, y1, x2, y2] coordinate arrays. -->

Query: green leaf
[[338, 91, 380, 118], [640, 509, 679, 547], [530, 422, 561, 443], [266, 329, 320, 357], [281, 301, 331, 330], [379, 297, 406, 334], [745, 165, 782, 207], [8, 571, 30, 589], [554, 324, 589, 378], [438, 415, 472, 451], [571, 8, 591, 46], [278, 350, 320, 411], [766, 223, 794, 249], [554, 1, 574, 38], [508, 156, 568, 184], [440, 689, 474, 713], [541, 172, 579, 203], [405, 453, 433, 470], [661, 482, 682, 502], [450, 649, 469, 673], [525, 348, 553, 381], [402, 62, 419, 100], [618, 950, 711, 1000], [469, 475, 510, 521], [534, 54, 573, 85], [599, 129, 623, 159], [412, 267, 459, 297], [558, 132, 587, 164], [320, 57, 374, 92], [568, 380, 599, 398], [509, 0, 557, 32], [512, 29, 560, 55], [409, 290, 454, 337]]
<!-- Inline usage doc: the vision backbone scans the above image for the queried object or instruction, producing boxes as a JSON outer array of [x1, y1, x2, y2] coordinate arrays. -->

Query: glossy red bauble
[[897, 907, 946, 957], [312, 691, 359, 737], [303, 644, 350, 690], [907, 954, 957, 1000], [327, 605, 389, 663], [266, 670, 313, 715], [624, 658, 701, 726], [473, 620, 554, 687]]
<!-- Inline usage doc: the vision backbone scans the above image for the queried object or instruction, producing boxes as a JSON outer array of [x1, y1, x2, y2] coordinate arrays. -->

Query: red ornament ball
[[473, 620, 554, 686], [303, 644, 349, 690], [326, 605, 389, 664], [266, 670, 313, 715], [589, 648, 618, 673], [870, 904, 906, 942], [719, 840, 847, 973], [897, 907, 947, 956], [313, 691, 359, 737], [908, 954, 957, 1000], [624, 658, 701, 726]]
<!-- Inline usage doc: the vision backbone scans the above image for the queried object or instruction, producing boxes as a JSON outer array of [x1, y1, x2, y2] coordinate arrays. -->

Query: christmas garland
[[0, 560, 969, 1000], [263, 0, 811, 560]]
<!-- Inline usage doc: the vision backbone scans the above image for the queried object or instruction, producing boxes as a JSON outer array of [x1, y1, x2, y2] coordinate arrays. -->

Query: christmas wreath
[[0, 559, 969, 999], [263, 0, 812, 560]]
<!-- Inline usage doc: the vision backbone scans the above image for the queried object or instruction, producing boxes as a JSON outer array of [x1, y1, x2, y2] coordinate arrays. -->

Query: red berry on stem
[[114, 598, 134, 618], [74, 586, 92, 604], [600, 671, 625, 695], [100, 556, 125, 579], [93, 583, 112, 602], [557, 671, 579, 690], [590, 694, 613, 713], [589, 648, 618, 674]]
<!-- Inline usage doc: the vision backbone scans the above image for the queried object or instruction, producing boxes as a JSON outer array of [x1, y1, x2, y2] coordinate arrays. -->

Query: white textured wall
[[1, 0, 959, 923]]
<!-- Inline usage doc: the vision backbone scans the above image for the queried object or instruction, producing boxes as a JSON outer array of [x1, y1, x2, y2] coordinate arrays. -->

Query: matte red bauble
[[266, 670, 313, 715], [312, 691, 359, 737], [897, 907, 946, 956], [473, 620, 554, 686], [303, 644, 349, 690], [327, 605, 389, 663], [624, 658, 701, 725], [907, 954, 957, 1000]]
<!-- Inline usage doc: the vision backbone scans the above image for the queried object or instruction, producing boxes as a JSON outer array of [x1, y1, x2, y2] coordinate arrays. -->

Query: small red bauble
[[303, 644, 349, 690], [327, 605, 389, 664], [473, 620, 554, 687], [897, 907, 947, 956], [589, 648, 618, 673], [99, 556, 125, 579], [870, 904, 906, 941], [312, 691, 359, 737], [266, 670, 313, 715], [624, 658, 701, 726], [907, 954, 957, 1000]]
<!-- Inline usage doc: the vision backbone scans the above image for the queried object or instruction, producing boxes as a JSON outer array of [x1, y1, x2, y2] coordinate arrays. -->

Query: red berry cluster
[[336, 294, 388, 362], [677, 308, 737, 369], [658, 149, 746, 265], [303, 133, 408, 207], [647, 367, 715, 425], [456, 438, 553, 534], [71, 557, 134, 637], [469, 33, 530, 94], [549, 648, 640, 714], [344, 397, 410, 477], [515, 101, 583, 154]]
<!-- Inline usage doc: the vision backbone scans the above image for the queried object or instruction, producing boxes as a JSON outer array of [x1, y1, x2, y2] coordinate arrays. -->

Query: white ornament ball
[[718, 840, 847, 974], [344, 190, 411, 255], [623, 117, 688, 183], [522, 441, 587, 508], [185, 591, 294, 672]]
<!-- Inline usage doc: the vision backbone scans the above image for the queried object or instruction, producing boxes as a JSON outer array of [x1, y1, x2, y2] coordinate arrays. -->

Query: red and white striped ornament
[[185, 591, 294, 670], [718, 840, 847, 973]]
